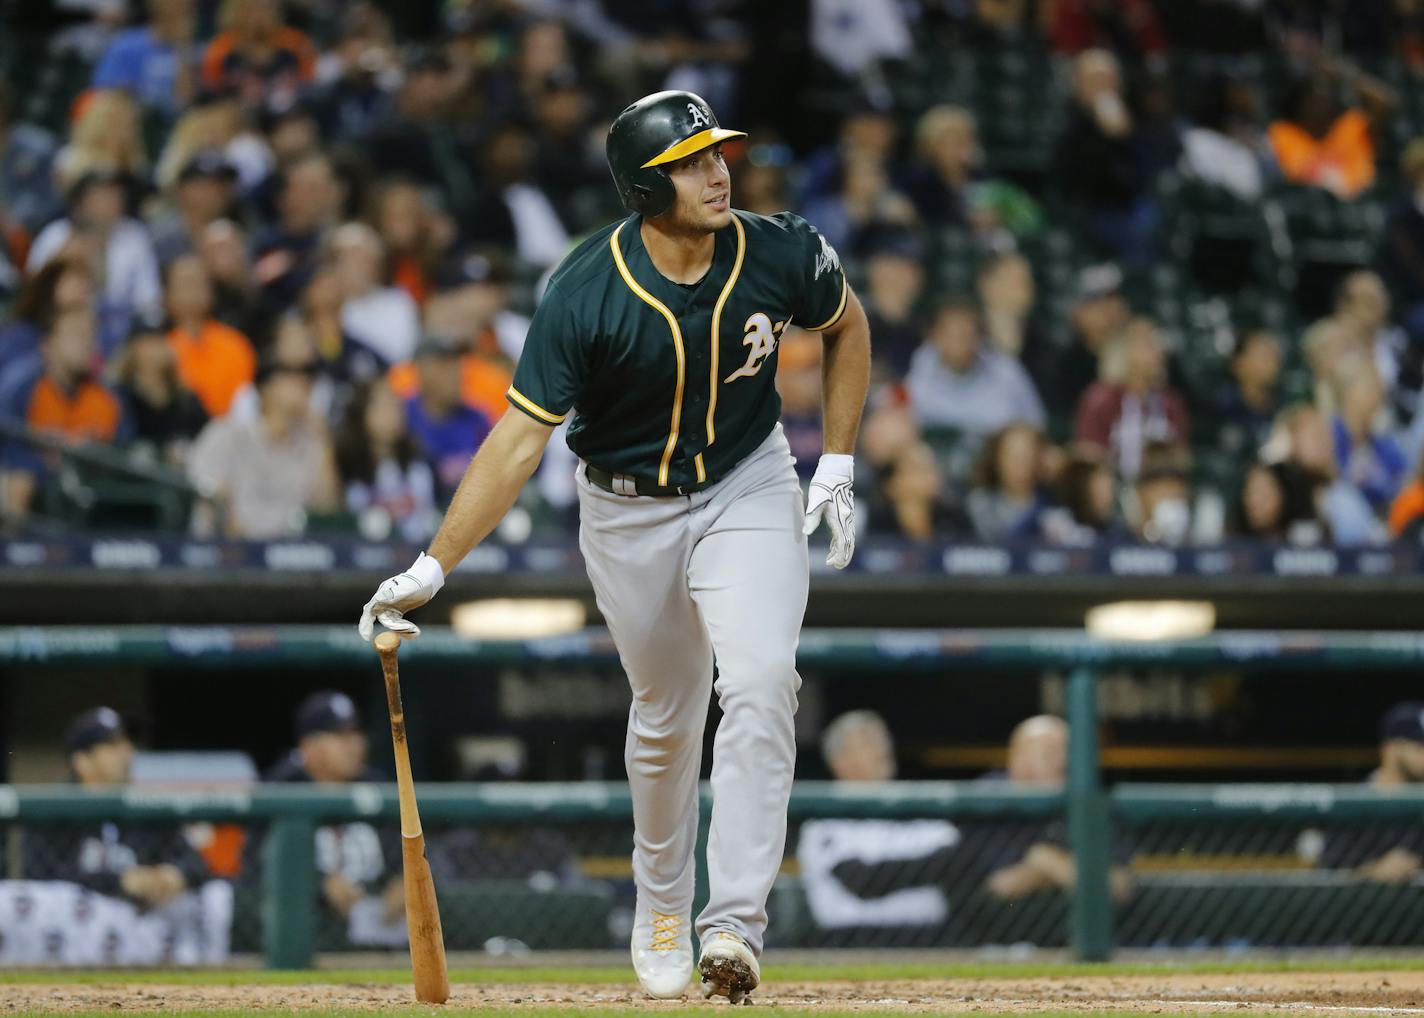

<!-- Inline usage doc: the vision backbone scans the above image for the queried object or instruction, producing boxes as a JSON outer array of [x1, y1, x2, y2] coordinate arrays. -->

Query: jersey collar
[[621, 213, 738, 309]]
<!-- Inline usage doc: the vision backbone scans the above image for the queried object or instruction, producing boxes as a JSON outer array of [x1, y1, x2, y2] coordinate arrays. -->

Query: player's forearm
[[818, 290, 871, 456], [426, 413, 550, 574]]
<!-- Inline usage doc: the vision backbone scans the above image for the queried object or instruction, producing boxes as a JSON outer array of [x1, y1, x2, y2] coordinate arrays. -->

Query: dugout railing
[[3, 627, 1424, 965]]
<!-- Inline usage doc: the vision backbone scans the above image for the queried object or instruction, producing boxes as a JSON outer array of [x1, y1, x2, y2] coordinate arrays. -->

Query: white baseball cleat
[[698, 930, 760, 1004], [630, 902, 693, 999]]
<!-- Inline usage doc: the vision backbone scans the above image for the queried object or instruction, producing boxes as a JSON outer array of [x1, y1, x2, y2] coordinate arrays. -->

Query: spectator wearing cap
[[905, 296, 1046, 438], [0, 80, 60, 235], [187, 351, 338, 538], [91, 0, 198, 119], [201, 0, 316, 114], [27, 169, 162, 327], [151, 151, 238, 266], [861, 229, 927, 379], [1075, 316, 1189, 480], [21, 708, 207, 909], [165, 254, 257, 419], [250, 153, 344, 314], [328, 222, 420, 366], [1044, 263, 1129, 422], [114, 311, 208, 467], [1053, 50, 1154, 263], [263, 692, 405, 943], [401, 336, 493, 500], [1319, 703, 1424, 883], [1, 307, 126, 518]]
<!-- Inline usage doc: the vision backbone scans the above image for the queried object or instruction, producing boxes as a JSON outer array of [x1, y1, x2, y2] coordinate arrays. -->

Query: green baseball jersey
[[507, 210, 849, 487]]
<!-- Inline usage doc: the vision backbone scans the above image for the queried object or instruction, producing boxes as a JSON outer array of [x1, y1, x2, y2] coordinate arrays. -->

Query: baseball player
[[359, 90, 871, 1001]]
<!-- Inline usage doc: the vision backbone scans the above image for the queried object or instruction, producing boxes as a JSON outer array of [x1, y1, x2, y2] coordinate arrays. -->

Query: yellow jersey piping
[[506, 385, 566, 425], [608, 222, 686, 486], [706, 213, 746, 448], [805, 272, 849, 332]]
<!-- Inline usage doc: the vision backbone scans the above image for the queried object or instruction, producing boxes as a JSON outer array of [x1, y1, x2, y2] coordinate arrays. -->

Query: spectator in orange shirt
[[165, 254, 256, 418], [2, 307, 125, 516], [1268, 57, 1397, 200], [201, 0, 316, 115]]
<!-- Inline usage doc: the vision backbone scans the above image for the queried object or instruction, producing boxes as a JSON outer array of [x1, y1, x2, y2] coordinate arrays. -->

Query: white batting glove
[[358, 551, 445, 642], [802, 454, 856, 570]]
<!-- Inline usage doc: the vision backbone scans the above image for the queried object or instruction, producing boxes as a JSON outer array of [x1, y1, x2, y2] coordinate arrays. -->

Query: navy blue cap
[[179, 150, 238, 184], [295, 691, 361, 738], [1381, 702, 1424, 743], [64, 707, 128, 755]]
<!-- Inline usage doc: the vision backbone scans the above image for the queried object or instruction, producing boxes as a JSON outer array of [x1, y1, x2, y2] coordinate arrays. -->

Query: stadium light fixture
[[1084, 600, 1216, 641], [450, 598, 587, 639]]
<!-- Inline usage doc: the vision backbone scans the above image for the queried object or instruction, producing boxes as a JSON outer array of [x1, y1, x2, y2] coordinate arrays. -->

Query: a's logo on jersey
[[687, 102, 711, 128], [814, 234, 841, 280], [724, 312, 786, 383]]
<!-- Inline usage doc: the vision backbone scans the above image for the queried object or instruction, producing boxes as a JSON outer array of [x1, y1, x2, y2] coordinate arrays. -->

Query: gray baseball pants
[[576, 424, 809, 956]]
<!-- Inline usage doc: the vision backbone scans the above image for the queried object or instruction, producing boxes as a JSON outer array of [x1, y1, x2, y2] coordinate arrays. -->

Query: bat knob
[[374, 631, 404, 654]]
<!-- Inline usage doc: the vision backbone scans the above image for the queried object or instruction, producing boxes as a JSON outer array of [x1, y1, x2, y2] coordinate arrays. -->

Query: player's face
[[834, 723, 896, 782], [1390, 739, 1424, 783], [73, 737, 134, 787], [663, 144, 732, 233], [306, 730, 368, 782]]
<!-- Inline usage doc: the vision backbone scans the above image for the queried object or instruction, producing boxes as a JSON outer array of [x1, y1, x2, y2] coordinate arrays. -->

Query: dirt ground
[[5, 970, 1424, 1014]]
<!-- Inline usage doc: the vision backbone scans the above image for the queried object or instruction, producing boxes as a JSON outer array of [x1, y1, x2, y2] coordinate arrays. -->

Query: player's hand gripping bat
[[375, 631, 450, 1004]]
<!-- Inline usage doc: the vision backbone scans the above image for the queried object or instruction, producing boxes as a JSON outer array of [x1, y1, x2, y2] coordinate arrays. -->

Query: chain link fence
[[5, 787, 1420, 964]]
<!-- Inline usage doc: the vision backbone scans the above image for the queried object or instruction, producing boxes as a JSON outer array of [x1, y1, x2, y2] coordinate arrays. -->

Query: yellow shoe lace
[[650, 911, 681, 952]]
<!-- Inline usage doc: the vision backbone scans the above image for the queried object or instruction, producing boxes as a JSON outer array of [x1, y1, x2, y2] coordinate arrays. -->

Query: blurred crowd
[[8, 0, 1424, 547]]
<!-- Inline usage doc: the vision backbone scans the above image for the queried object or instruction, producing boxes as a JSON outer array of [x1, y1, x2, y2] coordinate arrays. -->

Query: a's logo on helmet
[[687, 102, 711, 128]]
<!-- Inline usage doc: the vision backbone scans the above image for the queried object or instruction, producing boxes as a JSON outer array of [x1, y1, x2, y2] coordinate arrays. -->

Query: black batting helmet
[[606, 90, 745, 217]]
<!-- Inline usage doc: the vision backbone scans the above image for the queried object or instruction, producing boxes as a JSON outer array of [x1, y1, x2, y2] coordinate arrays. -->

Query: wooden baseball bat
[[375, 631, 450, 1005]]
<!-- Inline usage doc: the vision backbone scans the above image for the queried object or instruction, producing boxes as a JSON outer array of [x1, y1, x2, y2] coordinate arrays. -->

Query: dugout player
[[262, 691, 406, 944], [22, 707, 207, 906], [360, 91, 871, 1001]]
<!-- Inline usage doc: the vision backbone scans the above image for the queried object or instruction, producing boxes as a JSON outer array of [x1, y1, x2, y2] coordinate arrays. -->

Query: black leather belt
[[585, 464, 710, 497]]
